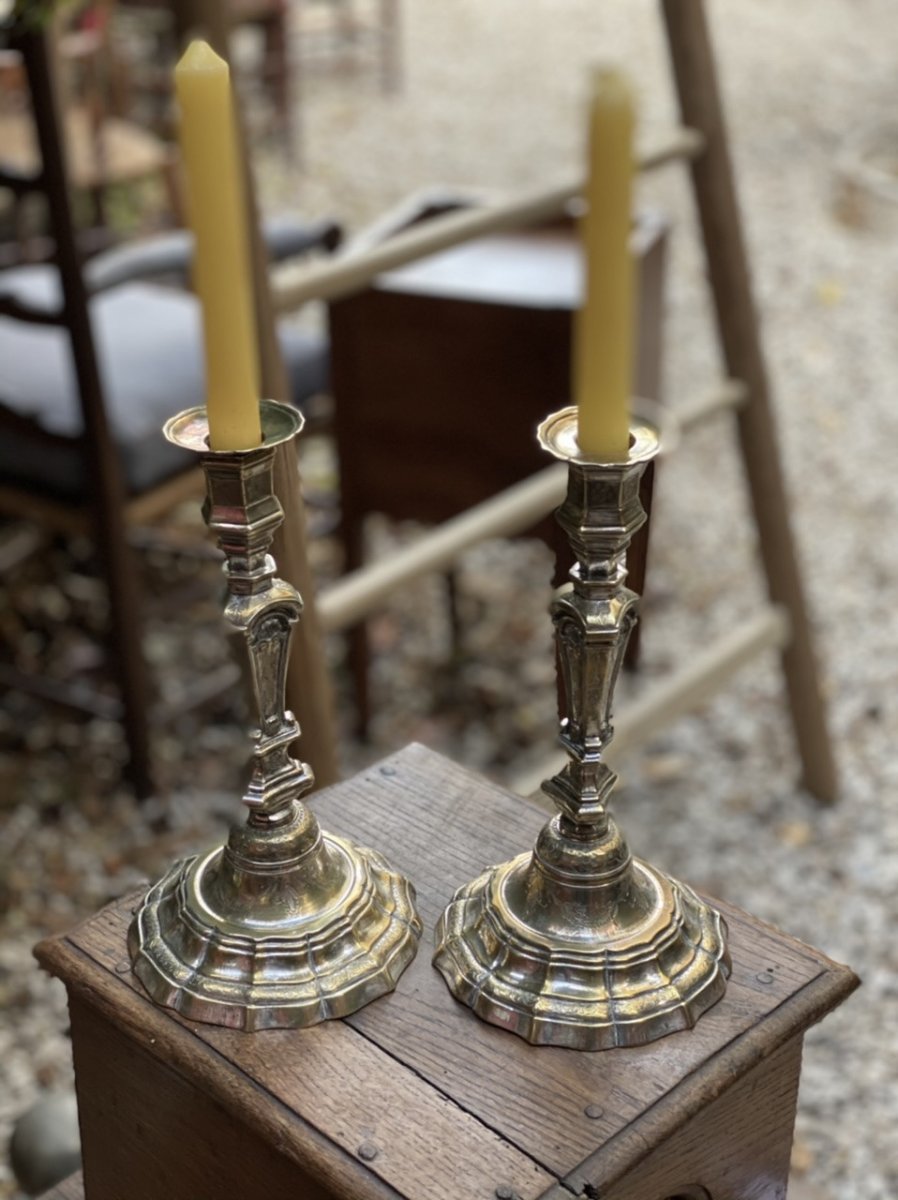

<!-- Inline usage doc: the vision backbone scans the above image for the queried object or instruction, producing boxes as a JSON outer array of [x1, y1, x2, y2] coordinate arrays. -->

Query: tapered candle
[[574, 67, 635, 461], [175, 40, 261, 451]]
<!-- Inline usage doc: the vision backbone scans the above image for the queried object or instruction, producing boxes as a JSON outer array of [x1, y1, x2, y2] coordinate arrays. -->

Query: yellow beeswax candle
[[573, 67, 635, 461], [175, 40, 261, 451]]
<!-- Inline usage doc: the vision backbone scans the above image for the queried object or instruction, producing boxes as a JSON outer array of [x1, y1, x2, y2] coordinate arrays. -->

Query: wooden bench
[[37, 744, 857, 1199]]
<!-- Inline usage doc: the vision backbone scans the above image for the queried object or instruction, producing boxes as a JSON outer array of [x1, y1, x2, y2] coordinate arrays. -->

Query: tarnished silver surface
[[130, 403, 421, 1030], [434, 405, 730, 1049]]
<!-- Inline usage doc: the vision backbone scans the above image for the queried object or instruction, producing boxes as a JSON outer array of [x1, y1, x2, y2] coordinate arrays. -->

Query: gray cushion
[[0, 265, 328, 499], [84, 214, 341, 292]]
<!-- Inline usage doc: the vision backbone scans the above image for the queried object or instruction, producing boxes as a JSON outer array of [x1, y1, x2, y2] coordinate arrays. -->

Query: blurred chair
[[114, 0, 293, 142], [0, 25, 340, 796], [328, 191, 667, 734], [231, 0, 291, 130], [294, 0, 402, 94], [0, 2, 181, 255]]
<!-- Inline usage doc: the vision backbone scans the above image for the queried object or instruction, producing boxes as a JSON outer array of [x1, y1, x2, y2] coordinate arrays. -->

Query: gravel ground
[[3, 1, 898, 1196]]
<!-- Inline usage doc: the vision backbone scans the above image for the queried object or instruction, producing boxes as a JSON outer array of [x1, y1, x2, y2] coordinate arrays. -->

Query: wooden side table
[[37, 744, 857, 1200], [328, 210, 668, 732]]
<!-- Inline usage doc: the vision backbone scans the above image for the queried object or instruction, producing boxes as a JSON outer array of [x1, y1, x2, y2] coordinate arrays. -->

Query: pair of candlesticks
[[128, 400, 730, 1050]]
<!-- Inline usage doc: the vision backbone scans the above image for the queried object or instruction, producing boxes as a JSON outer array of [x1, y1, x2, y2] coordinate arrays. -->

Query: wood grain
[[38, 744, 857, 1199], [51, 908, 552, 1200], [318, 747, 855, 1176], [70, 998, 334, 1200], [545, 1039, 803, 1200]]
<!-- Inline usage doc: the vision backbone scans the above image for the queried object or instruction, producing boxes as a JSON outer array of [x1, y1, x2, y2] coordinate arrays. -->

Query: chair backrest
[[1, 25, 126, 521], [0, 23, 156, 798]]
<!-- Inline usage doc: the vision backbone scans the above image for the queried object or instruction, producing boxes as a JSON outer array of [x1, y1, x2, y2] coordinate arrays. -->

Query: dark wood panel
[[70, 999, 334, 1200]]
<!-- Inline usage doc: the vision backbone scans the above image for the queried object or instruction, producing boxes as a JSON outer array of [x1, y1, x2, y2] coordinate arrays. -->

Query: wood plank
[[542, 1038, 803, 1199], [70, 999, 336, 1200], [43, 745, 857, 1188], [45, 908, 553, 1200], [313, 747, 855, 1175]]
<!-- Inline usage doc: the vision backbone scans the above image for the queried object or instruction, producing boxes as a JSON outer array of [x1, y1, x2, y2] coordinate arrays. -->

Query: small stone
[[791, 1136, 815, 1175], [642, 753, 690, 784], [10, 1091, 81, 1195], [777, 821, 813, 848]]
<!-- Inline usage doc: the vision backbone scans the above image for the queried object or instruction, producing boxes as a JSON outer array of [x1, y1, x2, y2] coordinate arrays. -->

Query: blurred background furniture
[[294, 0, 402, 95], [113, 0, 402, 164], [0, 2, 180, 261], [0, 24, 340, 796], [115, 0, 293, 141], [328, 192, 667, 735]]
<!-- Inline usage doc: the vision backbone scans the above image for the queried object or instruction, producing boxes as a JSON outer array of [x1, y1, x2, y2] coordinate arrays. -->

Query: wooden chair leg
[[22, 27, 155, 798], [379, 0, 401, 94], [342, 516, 372, 741], [624, 462, 654, 670], [662, 0, 838, 803], [95, 501, 154, 799], [262, 7, 290, 135], [445, 567, 462, 660]]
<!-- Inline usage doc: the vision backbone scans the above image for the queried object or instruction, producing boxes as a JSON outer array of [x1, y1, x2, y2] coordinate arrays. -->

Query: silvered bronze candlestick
[[129, 401, 421, 1030], [434, 406, 730, 1050]]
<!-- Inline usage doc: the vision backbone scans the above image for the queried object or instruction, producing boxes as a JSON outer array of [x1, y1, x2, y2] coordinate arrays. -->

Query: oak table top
[[37, 744, 858, 1200]]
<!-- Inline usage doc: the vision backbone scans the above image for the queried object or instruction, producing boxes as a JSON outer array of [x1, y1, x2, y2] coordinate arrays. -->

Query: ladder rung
[[318, 377, 747, 634], [152, 662, 242, 722], [510, 605, 791, 798], [0, 662, 122, 721], [610, 605, 791, 757], [639, 125, 706, 170], [318, 463, 567, 633], [678, 378, 748, 432], [273, 127, 705, 313]]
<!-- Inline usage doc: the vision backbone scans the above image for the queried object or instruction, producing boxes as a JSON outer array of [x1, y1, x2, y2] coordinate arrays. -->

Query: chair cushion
[[279, 318, 330, 406], [0, 266, 329, 500]]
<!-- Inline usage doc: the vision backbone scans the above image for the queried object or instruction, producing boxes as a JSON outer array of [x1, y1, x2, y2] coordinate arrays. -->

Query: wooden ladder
[[205, 0, 837, 803], [658, 0, 836, 802]]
